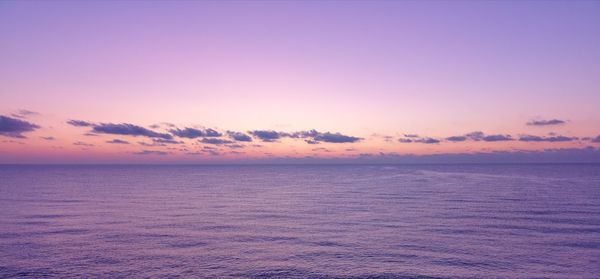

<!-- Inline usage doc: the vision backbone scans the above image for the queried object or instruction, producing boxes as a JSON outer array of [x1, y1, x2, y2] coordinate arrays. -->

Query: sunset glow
[[1, 1, 599, 163]]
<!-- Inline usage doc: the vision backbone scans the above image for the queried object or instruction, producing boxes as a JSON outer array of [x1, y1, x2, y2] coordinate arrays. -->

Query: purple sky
[[1, 1, 599, 163]]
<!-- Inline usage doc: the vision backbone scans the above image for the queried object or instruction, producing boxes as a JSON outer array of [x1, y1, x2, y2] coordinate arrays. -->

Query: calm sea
[[1, 164, 599, 278]]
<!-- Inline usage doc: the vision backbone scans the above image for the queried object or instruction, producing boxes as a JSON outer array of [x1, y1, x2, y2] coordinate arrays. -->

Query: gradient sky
[[1, 1, 599, 163]]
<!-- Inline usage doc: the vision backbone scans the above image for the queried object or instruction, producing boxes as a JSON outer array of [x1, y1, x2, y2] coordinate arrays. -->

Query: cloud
[[93, 123, 173, 139], [249, 130, 286, 142], [153, 138, 182, 144], [399, 136, 439, 144], [106, 139, 130, 144], [591, 135, 600, 143], [73, 141, 94, 147], [67, 120, 94, 127], [200, 138, 234, 145], [483, 134, 513, 142], [289, 129, 361, 144], [465, 131, 485, 141], [313, 132, 361, 143], [414, 137, 441, 144], [170, 127, 222, 138], [226, 144, 245, 149], [40, 136, 55, 141], [446, 136, 467, 142], [519, 135, 577, 142], [138, 138, 182, 147], [226, 131, 252, 142], [0, 115, 40, 138], [527, 119, 566, 126], [404, 134, 419, 138], [133, 150, 170, 155], [11, 109, 39, 119]]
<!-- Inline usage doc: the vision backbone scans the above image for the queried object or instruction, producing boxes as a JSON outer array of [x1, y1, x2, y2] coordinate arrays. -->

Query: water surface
[[1, 164, 599, 278]]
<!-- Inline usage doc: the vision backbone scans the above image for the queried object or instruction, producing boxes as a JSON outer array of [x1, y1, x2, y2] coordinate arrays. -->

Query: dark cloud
[[170, 127, 222, 138], [591, 135, 600, 143], [67, 120, 94, 127], [399, 136, 439, 144], [292, 130, 320, 138], [133, 150, 170, 155], [249, 130, 285, 142], [414, 137, 441, 144], [93, 123, 173, 139], [465, 131, 485, 141], [106, 139, 130, 144], [227, 131, 252, 142], [313, 132, 361, 143], [0, 115, 40, 138], [200, 138, 234, 145], [527, 119, 566, 126], [446, 136, 467, 142], [289, 129, 361, 144], [483, 134, 513, 142], [519, 135, 577, 142], [404, 134, 419, 138], [40, 136, 55, 141]]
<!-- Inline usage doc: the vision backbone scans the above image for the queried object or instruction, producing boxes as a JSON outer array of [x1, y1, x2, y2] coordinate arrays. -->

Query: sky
[[1, 1, 599, 163]]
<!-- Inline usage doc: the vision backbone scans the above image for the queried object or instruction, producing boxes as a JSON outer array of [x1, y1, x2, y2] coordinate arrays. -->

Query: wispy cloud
[[527, 119, 566, 126], [67, 120, 94, 127], [73, 141, 94, 147], [519, 135, 577, 142], [133, 150, 170, 155], [106, 139, 130, 144], [11, 109, 39, 119]]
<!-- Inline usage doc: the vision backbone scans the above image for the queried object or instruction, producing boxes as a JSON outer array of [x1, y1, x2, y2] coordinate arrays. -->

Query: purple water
[[1, 164, 599, 278]]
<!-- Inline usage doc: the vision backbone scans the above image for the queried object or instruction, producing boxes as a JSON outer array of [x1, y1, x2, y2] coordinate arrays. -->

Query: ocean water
[[0, 164, 599, 278]]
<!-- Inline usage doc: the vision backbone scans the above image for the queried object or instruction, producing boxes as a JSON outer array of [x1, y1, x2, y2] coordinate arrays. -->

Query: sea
[[1, 164, 599, 278]]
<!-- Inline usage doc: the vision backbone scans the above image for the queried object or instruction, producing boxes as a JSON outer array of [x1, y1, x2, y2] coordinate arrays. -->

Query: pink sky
[[1, 1, 599, 163]]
